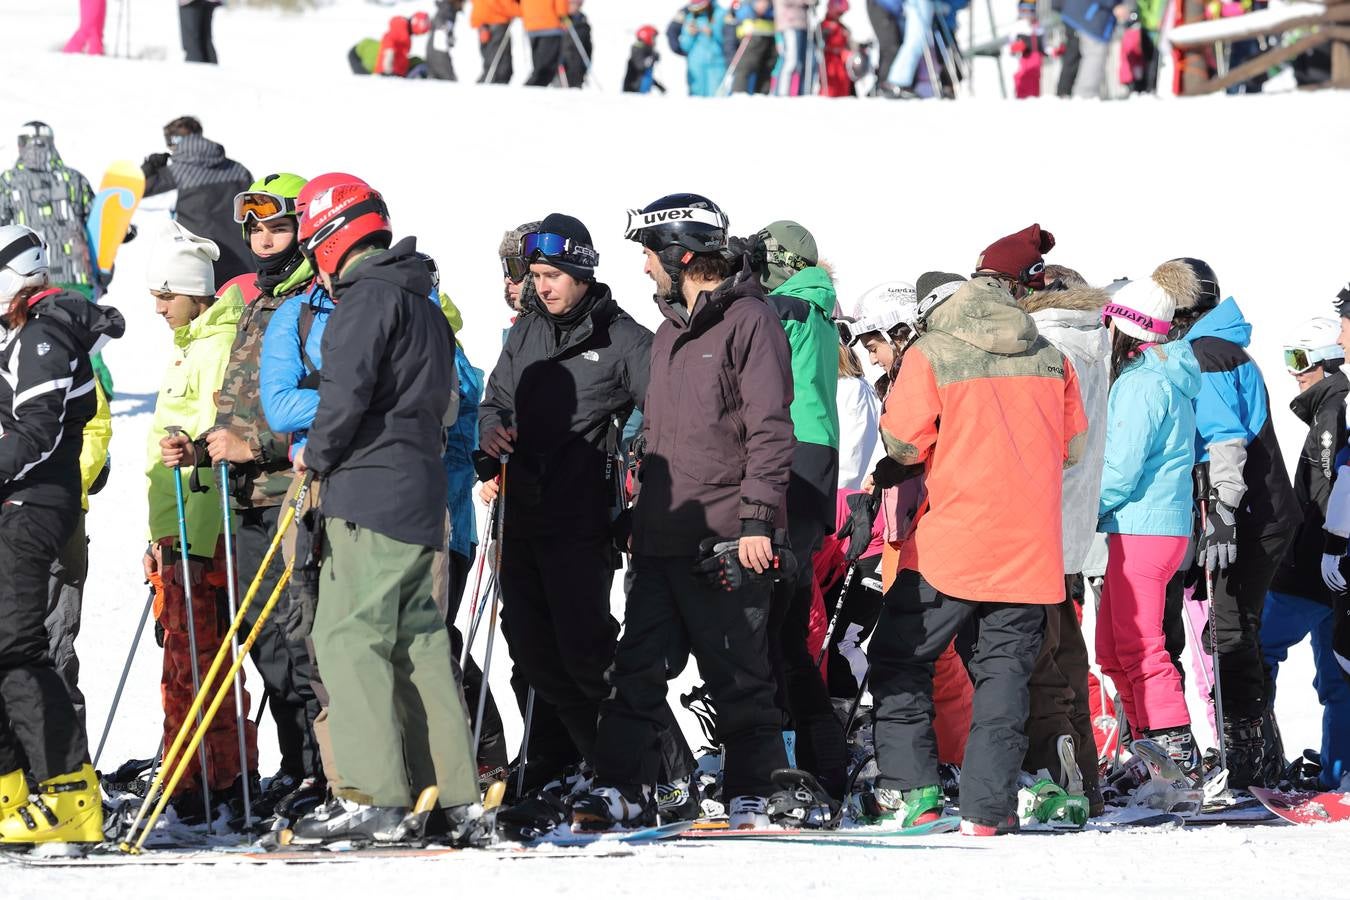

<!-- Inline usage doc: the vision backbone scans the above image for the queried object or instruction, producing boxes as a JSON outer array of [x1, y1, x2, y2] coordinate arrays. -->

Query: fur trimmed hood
[[1021, 284, 1111, 315], [1151, 259, 1200, 310]]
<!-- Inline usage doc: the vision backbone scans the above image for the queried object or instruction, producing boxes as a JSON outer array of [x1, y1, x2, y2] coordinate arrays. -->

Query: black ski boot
[[570, 784, 655, 832], [275, 776, 329, 821], [496, 790, 569, 839], [655, 775, 700, 823], [1222, 717, 1268, 790], [767, 768, 841, 829], [426, 802, 494, 848], [289, 796, 424, 845]]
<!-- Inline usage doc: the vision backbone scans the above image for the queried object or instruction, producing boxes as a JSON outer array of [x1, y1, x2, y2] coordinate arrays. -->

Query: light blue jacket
[[1098, 340, 1203, 537], [444, 346, 483, 558], [260, 285, 334, 450], [679, 5, 728, 96]]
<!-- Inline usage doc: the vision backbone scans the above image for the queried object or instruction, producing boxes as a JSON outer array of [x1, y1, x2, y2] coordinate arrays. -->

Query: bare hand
[[861, 473, 875, 494], [293, 446, 308, 475], [739, 535, 773, 575], [205, 428, 254, 464], [142, 544, 160, 580], [480, 425, 516, 458], [479, 479, 500, 505], [159, 434, 194, 469]]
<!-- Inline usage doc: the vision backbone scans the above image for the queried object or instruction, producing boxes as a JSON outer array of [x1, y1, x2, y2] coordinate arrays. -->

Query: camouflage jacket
[[0, 138, 96, 289], [214, 267, 312, 509]]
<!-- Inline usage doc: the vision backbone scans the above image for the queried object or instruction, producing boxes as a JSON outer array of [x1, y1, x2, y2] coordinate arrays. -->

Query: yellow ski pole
[[122, 473, 313, 847], [125, 561, 296, 853]]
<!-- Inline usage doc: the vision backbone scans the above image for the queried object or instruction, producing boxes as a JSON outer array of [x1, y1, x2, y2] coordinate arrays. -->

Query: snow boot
[[497, 789, 569, 839], [0, 769, 26, 818], [728, 795, 772, 830], [767, 768, 841, 829], [861, 784, 944, 826], [255, 771, 302, 821], [1222, 716, 1267, 790], [288, 787, 437, 845], [0, 764, 104, 844], [959, 815, 1018, 836], [655, 775, 699, 824], [570, 784, 655, 832]]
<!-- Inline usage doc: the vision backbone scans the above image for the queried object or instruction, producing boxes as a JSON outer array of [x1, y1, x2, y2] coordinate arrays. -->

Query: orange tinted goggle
[[232, 191, 295, 225]]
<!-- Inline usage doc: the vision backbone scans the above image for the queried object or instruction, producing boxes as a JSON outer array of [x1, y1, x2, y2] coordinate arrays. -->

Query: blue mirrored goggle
[[522, 231, 599, 268]]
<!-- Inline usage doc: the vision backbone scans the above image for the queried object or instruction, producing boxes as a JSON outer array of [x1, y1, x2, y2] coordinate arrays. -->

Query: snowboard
[[680, 815, 962, 841], [526, 819, 694, 847], [0, 842, 642, 867], [1250, 787, 1350, 825], [85, 160, 145, 279]]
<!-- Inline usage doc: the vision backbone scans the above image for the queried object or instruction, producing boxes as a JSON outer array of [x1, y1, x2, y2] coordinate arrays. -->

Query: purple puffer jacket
[[775, 0, 815, 30]]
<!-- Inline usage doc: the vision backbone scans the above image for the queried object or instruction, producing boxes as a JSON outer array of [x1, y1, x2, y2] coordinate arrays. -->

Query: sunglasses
[[233, 191, 296, 225]]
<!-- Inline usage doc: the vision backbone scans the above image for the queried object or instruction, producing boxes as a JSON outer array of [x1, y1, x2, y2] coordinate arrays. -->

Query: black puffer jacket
[[305, 238, 457, 548], [144, 134, 252, 285], [0, 289, 125, 506], [479, 284, 652, 539], [1271, 370, 1348, 605]]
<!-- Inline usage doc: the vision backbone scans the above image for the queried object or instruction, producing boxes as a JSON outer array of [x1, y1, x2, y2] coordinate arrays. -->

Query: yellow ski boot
[[0, 764, 103, 844], [0, 768, 27, 817]]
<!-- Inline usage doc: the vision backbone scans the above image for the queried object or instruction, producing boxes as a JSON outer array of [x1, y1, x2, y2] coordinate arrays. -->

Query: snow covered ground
[[3, 0, 1350, 896]]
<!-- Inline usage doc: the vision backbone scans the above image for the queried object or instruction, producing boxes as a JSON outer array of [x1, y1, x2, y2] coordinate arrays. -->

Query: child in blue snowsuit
[[679, 1, 729, 96]]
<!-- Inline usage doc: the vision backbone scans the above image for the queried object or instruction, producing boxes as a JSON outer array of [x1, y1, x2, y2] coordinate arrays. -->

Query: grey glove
[[1200, 501, 1238, 571]]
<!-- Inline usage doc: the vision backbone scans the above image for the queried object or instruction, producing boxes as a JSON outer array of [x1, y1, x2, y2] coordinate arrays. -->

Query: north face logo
[[35, 342, 50, 356]]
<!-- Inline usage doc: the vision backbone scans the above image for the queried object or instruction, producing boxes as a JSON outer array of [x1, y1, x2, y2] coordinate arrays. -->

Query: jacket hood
[[31, 290, 125, 353], [16, 137, 61, 172], [1021, 284, 1110, 316], [659, 255, 765, 332], [1138, 339, 1202, 399], [1183, 296, 1250, 348], [770, 265, 837, 317], [175, 290, 242, 350], [928, 275, 1039, 355], [1031, 305, 1110, 369], [335, 236, 431, 299], [171, 133, 229, 167], [1291, 369, 1349, 425]]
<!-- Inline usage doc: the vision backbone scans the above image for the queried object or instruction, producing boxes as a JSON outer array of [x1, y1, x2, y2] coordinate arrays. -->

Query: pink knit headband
[[1102, 302, 1170, 336]]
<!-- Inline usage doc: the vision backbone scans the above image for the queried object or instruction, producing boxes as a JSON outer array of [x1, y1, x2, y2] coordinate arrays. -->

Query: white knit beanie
[[146, 221, 219, 296], [1102, 279, 1176, 344]]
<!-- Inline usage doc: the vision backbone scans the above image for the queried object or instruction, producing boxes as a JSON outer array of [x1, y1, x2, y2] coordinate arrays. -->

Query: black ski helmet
[[625, 192, 731, 297], [1172, 257, 1221, 312]]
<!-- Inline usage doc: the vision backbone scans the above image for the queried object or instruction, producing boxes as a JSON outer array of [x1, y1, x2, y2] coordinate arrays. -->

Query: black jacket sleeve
[[0, 321, 81, 484], [621, 320, 653, 413], [1312, 389, 1346, 518], [478, 321, 523, 435], [304, 286, 391, 476]]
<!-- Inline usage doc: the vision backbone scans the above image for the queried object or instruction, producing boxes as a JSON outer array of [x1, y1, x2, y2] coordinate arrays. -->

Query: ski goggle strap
[[233, 191, 297, 225], [522, 231, 599, 268], [1284, 344, 1344, 374], [0, 230, 42, 271], [1101, 302, 1170, 337], [624, 206, 729, 244]]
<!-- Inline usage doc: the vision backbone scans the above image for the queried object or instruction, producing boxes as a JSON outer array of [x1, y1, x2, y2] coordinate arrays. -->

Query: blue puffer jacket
[[260, 285, 334, 450], [445, 346, 483, 558], [1098, 340, 1202, 537], [679, 4, 728, 96]]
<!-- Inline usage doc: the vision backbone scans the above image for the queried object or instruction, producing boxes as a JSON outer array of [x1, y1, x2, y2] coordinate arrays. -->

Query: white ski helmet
[[842, 281, 917, 344], [0, 224, 49, 302], [1283, 316, 1344, 374]]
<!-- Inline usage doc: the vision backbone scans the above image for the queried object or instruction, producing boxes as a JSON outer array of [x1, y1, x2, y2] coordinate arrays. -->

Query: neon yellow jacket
[[79, 380, 112, 512], [145, 295, 243, 552]]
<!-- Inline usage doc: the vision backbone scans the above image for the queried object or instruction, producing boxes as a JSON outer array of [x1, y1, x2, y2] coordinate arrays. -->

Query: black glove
[[1200, 500, 1238, 571], [611, 507, 632, 556], [472, 449, 502, 483], [835, 491, 879, 563], [693, 538, 798, 592], [122, 223, 138, 244], [872, 456, 923, 489], [142, 152, 169, 175], [154, 619, 165, 648]]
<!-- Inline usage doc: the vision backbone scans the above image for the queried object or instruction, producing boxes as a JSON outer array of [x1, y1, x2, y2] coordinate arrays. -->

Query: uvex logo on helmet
[[297, 182, 391, 276]]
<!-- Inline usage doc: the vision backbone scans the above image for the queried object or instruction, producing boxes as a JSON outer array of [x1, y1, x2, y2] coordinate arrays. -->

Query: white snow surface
[[3, 0, 1350, 895]]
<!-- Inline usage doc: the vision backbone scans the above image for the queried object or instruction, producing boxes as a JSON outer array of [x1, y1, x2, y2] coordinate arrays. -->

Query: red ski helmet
[[296, 172, 369, 217], [297, 182, 391, 277], [637, 25, 658, 46], [410, 11, 432, 34], [828, 0, 850, 13]]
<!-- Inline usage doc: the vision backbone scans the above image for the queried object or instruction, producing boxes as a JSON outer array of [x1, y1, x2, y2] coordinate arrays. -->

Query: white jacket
[[1028, 289, 1112, 574], [836, 375, 883, 490]]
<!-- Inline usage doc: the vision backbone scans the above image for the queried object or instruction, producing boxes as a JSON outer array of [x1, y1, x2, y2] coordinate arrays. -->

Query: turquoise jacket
[[1098, 340, 1203, 537], [768, 266, 841, 450]]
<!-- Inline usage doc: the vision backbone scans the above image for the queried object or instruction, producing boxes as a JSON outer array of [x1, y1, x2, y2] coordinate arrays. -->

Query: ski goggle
[[522, 231, 599, 269], [1283, 344, 1343, 374], [233, 191, 296, 225], [501, 256, 530, 283]]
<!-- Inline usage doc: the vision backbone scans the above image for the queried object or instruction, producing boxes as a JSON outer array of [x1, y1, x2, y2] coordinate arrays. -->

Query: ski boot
[[1129, 738, 1203, 816], [496, 789, 569, 839], [860, 784, 944, 827], [255, 771, 302, 822], [1144, 726, 1203, 782], [1222, 716, 1268, 790], [288, 786, 438, 845], [1, 769, 26, 818], [0, 764, 104, 844], [570, 784, 655, 832], [727, 795, 771, 830], [275, 776, 329, 821], [938, 763, 961, 803], [655, 775, 700, 824], [767, 768, 841, 829], [426, 801, 493, 848]]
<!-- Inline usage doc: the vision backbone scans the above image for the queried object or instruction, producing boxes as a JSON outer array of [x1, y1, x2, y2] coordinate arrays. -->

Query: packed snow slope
[[3, 1, 1350, 896]]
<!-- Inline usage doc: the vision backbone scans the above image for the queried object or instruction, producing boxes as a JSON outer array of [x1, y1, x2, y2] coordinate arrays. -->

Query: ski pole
[[515, 687, 536, 798], [93, 584, 155, 769], [843, 667, 870, 738], [459, 498, 496, 671], [471, 456, 508, 763], [815, 563, 858, 669], [716, 35, 753, 97], [483, 23, 511, 83], [125, 560, 297, 853], [564, 20, 600, 90], [1200, 499, 1228, 773], [216, 459, 252, 830], [123, 473, 314, 846], [167, 427, 212, 832]]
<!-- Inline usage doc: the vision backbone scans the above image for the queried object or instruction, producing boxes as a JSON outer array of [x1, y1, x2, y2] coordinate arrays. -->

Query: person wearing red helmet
[[286, 183, 484, 846], [347, 15, 432, 77], [623, 24, 667, 93]]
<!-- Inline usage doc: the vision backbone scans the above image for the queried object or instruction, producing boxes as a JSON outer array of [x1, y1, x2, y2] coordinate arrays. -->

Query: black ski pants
[[0, 500, 88, 782], [1023, 581, 1098, 795], [179, 0, 218, 64], [733, 35, 778, 94], [871, 571, 1044, 827], [823, 554, 883, 699], [526, 33, 563, 86], [478, 23, 513, 83], [1206, 528, 1289, 721], [236, 504, 320, 780], [596, 554, 784, 799], [1057, 27, 1081, 97], [45, 511, 88, 730], [867, 0, 904, 87]]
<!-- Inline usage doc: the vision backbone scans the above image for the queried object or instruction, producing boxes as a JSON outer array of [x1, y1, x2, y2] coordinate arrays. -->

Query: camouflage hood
[[926, 275, 1039, 356]]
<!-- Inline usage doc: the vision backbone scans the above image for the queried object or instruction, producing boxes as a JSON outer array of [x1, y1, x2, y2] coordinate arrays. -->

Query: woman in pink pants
[[64, 0, 107, 55], [1096, 279, 1203, 776]]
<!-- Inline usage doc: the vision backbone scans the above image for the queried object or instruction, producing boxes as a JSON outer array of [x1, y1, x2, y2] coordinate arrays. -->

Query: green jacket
[[146, 294, 243, 553], [769, 266, 840, 450]]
